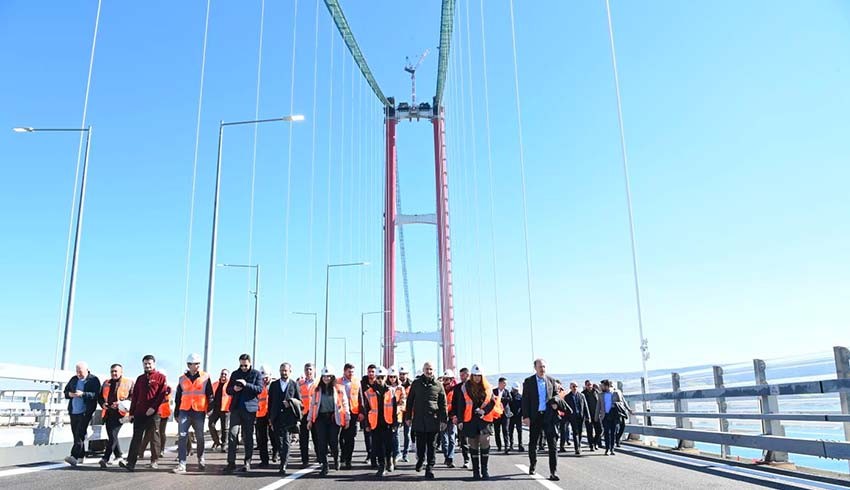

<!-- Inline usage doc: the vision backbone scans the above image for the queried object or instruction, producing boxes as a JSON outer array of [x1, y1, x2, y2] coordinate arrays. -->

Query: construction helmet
[[442, 369, 455, 380], [398, 365, 410, 374], [470, 364, 484, 376], [259, 365, 270, 377], [387, 366, 398, 377], [513, 381, 522, 391], [321, 365, 335, 377], [375, 366, 387, 377], [185, 353, 201, 364]]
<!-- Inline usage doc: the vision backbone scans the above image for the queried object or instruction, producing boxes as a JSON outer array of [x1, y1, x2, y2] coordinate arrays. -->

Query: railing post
[[753, 358, 788, 463], [713, 365, 730, 458], [640, 376, 651, 426], [833, 346, 850, 473], [618, 380, 640, 441], [671, 372, 694, 450]]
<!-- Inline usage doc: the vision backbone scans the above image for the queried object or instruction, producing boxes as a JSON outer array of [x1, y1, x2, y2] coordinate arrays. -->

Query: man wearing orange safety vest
[[440, 369, 458, 468], [254, 365, 276, 468], [359, 364, 377, 468], [98, 363, 133, 468], [386, 366, 406, 471], [397, 365, 412, 462], [297, 362, 316, 467], [449, 367, 471, 469], [338, 362, 360, 469], [362, 366, 399, 478], [172, 353, 213, 474], [208, 369, 230, 452]]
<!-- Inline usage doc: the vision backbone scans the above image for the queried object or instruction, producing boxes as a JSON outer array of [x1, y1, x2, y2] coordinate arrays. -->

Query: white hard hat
[[470, 364, 484, 376], [186, 353, 202, 364], [321, 365, 335, 377], [259, 365, 270, 376], [387, 366, 398, 377], [513, 381, 521, 390], [375, 366, 387, 377], [442, 369, 455, 379], [398, 365, 409, 374]]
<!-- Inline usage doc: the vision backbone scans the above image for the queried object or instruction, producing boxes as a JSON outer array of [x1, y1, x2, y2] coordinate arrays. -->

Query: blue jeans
[[177, 410, 206, 463], [440, 422, 456, 460], [391, 426, 399, 457]]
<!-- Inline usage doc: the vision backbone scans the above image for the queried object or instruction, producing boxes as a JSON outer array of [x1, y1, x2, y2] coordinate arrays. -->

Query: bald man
[[63, 362, 101, 466]]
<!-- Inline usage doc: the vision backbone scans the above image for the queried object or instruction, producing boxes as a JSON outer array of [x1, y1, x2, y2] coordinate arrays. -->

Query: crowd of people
[[62, 355, 632, 481]]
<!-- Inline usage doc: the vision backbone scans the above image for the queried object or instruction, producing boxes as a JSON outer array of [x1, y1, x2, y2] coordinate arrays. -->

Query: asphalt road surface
[[1, 436, 847, 489]]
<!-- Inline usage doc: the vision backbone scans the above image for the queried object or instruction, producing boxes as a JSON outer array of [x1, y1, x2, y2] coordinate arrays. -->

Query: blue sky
[[1, 0, 849, 381]]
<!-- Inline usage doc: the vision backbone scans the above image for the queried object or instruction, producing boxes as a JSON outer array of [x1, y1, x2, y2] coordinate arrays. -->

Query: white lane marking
[[0, 463, 66, 478], [256, 465, 319, 489], [515, 464, 562, 490]]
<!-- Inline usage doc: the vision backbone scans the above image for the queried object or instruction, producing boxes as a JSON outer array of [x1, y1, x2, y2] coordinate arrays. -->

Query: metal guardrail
[[622, 346, 850, 471]]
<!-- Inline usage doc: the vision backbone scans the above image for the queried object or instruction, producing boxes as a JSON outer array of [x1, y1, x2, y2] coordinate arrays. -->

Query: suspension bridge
[[3, 0, 850, 488]]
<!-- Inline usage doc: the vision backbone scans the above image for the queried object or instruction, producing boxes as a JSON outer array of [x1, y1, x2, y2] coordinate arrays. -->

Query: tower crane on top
[[404, 49, 430, 106]]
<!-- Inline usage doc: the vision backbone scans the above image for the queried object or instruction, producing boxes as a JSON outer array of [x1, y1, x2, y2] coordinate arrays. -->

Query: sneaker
[[98, 459, 107, 469], [462, 460, 470, 469], [198, 458, 206, 471], [173, 464, 187, 474], [120, 461, 135, 472], [149, 461, 159, 469], [446, 458, 454, 468], [401, 455, 408, 463], [64, 456, 78, 467], [237, 462, 250, 472], [549, 473, 560, 481], [424, 468, 435, 479]]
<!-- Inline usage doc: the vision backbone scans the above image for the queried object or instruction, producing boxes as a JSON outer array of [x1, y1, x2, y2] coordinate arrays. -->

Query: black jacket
[[404, 375, 447, 433], [563, 390, 590, 421], [63, 373, 101, 417], [521, 374, 556, 419], [508, 391, 522, 419], [268, 378, 302, 431], [543, 396, 571, 438], [582, 388, 599, 415], [226, 367, 264, 413]]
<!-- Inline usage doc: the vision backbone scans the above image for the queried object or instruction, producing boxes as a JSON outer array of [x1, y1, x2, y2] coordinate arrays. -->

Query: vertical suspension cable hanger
[[604, 0, 651, 417], [282, 0, 300, 340], [477, 0, 503, 374], [507, 0, 536, 361], [307, 0, 320, 309]]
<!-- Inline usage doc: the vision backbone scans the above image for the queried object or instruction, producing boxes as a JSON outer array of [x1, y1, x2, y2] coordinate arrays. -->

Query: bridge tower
[[383, 96, 456, 372]]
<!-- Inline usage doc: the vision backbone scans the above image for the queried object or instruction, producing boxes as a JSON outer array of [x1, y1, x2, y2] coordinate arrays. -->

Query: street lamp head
[[12, 127, 34, 133], [285, 114, 305, 122]]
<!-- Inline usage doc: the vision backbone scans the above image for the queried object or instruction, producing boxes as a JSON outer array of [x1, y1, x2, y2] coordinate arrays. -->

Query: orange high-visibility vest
[[100, 377, 132, 418], [178, 371, 210, 412], [461, 381, 503, 423], [257, 385, 269, 417], [159, 391, 172, 419], [298, 378, 315, 416], [365, 386, 396, 429], [392, 384, 407, 419], [344, 379, 360, 415], [211, 380, 231, 412], [308, 384, 349, 427], [446, 386, 455, 414]]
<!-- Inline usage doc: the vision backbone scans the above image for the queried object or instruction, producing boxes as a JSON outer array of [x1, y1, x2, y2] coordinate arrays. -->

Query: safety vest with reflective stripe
[[445, 385, 455, 414], [298, 378, 315, 416], [461, 381, 503, 423], [159, 391, 172, 419], [257, 384, 269, 418], [390, 383, 407, 419], [365, 386, 397, 429], [308, 384, 349, 427], [212, 380, 231, 412], [101, 377, 132, 418], [178, 371, 210, 412], [343, 378, 360, 415]]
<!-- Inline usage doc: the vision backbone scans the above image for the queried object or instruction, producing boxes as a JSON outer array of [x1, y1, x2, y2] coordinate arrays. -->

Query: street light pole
[[203, 115, 304, 372], [293, 312, 319, 367], [13, 126, 92, 371], [323, 262, 369, 367], [218, 264, 260, 361], [361, 310, 389, 377]]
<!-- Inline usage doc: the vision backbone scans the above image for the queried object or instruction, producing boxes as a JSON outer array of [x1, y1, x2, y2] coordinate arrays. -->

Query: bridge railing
[[622, 346, 850, 473]]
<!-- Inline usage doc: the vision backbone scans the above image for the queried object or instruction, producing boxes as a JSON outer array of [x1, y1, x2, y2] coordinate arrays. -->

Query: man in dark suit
[[63, 361, 101, 467], [268, 362, 301, 475], [563, 381, 590, 455], [492, 377, 511, 453], [521, 358, 559, 481], [582, 380, 601, 451]]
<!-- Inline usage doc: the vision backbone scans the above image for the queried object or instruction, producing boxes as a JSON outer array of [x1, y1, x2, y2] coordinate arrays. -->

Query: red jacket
[[130, 371, 168, 417]]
